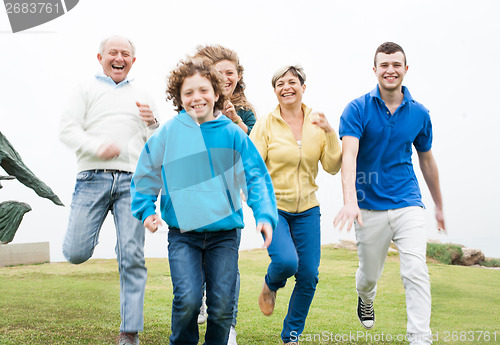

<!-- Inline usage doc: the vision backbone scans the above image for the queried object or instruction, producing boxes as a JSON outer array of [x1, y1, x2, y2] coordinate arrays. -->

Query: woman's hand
[[223, 101, 239, 122], [310, 112, 333, 133]]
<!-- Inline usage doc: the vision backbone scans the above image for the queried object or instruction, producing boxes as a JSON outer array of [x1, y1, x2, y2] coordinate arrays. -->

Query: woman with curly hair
[[195, 45, 256, 134]]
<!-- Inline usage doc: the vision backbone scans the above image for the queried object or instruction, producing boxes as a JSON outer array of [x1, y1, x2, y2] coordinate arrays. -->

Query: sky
[[1, 0, 499, 262]]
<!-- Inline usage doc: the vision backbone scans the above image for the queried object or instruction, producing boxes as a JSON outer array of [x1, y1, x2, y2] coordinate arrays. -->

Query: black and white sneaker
[[357, 296, 375, 329]]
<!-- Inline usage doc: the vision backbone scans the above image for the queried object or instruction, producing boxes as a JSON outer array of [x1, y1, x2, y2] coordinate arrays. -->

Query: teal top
[[238, 108, 256, 135]]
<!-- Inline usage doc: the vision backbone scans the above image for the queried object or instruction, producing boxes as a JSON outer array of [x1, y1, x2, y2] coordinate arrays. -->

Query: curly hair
[[374, 42, 407, 66], [166, 57, 227, 113], [195, 45, 255, 114]]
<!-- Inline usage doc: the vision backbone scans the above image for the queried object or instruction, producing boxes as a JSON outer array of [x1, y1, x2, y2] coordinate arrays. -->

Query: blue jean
[[202, 227, 241, 327], [62, 170, 147, 332], [168, 228, 238, 345], [265, 206, 321, 343], [232, 228, 241, 327]]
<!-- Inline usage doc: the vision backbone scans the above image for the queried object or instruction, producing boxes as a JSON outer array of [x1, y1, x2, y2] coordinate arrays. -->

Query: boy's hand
[[144, 214, 162, 233], [436, 207, 446, 233], [333, 203, 363, 232], [257, 222, 273, 248]]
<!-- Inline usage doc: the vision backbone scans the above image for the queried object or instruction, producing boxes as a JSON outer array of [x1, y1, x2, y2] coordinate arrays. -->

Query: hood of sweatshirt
[[175, 109, 233, 130]]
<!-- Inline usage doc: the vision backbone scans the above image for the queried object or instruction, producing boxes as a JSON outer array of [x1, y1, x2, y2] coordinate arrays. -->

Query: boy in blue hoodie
[[131, 58, 277, 345]]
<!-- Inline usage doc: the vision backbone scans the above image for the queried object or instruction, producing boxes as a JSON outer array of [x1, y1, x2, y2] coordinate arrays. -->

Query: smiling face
[[374, 52, 408, 92], [214, 59, 240, 97], [181, 72, 219, 124], [274, 71, 306, 107], [97, 37, 136, 83]]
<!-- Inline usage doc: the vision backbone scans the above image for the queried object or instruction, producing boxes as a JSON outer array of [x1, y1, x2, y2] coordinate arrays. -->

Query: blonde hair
[[271, 65, 306, 88], [195, 45, 255, 114], [166, 57, 227, 113]]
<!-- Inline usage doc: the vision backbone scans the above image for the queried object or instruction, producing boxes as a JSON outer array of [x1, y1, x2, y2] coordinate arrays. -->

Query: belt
[[93, 169, 132, 174]]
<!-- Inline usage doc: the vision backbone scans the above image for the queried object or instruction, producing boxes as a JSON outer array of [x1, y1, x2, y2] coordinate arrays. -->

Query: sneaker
[[258, 281, 276, 316], [197, 291, 208, 324], [284, 342, 299, 345], [357, 296, 375, 329], [117, 332, 139, 345], [227, 325, 237, 345]]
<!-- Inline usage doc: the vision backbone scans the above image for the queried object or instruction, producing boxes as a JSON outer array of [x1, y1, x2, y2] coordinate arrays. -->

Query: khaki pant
[[355, 206, 432, 344]]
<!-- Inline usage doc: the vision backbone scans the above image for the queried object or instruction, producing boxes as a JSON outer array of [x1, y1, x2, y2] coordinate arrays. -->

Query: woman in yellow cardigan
[[250, 65, 341, 344]]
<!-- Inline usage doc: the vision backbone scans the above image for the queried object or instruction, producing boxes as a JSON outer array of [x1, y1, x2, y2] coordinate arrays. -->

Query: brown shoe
[[284, 342, 299, 345], [258, 281, 276, 315], [117, 332, 139, 345]]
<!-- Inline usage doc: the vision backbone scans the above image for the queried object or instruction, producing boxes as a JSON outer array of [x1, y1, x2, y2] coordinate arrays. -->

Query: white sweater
[[60, 75, 158, 173]]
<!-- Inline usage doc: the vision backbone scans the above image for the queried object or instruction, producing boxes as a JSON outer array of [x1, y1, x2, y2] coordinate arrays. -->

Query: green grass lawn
[[1, 245, 499, 344]]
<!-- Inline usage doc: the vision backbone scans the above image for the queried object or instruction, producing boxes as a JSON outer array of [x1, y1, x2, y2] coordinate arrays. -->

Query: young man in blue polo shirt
[[334, 42, 445, 345]]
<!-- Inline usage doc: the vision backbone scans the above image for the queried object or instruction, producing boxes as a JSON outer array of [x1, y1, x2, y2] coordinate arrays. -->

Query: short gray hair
[[99, 35, 136, 57], [271, 65, 306, 88]]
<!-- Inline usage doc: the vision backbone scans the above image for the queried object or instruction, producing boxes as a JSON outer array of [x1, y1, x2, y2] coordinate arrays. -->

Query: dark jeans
[[168, 228, 238, 345], [201, 227, 241, 327]]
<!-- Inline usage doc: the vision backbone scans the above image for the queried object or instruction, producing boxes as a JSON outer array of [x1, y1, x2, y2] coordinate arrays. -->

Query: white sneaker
[[197, 292, 207, 324], [227, 326, 237, 345]]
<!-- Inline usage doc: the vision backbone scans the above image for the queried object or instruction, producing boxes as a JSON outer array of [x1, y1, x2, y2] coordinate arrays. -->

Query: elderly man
[[60, 35, 158, 345]]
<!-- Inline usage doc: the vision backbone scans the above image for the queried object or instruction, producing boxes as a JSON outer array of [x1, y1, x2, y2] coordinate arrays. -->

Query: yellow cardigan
[[250, 104, 341, 213]]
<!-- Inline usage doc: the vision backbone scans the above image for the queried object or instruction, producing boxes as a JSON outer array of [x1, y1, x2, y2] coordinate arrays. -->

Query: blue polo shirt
[[339, 86, 432, 210]]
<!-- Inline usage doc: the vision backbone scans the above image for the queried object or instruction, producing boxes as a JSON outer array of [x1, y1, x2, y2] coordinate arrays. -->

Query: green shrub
[[426, 243, 463, 265], [481, 258, 500, 267]]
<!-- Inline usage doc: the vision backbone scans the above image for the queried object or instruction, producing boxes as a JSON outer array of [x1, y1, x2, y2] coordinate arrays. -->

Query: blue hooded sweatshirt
[[131, 110, 278, 232]]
